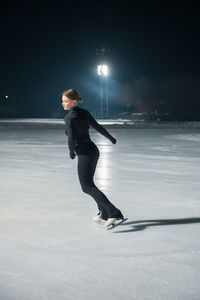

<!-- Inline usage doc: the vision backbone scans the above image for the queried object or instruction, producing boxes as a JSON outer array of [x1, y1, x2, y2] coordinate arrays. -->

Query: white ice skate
[[104, 218, 117, 228], [104, 217, 128, 230], [92, 215, 106, 224]]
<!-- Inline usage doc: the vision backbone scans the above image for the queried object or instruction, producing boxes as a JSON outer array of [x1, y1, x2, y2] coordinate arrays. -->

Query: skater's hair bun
[[62, 89, 83, 103]]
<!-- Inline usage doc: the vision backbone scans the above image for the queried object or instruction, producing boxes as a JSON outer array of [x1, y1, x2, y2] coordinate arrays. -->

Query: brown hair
[[62, 88, 83, 103]]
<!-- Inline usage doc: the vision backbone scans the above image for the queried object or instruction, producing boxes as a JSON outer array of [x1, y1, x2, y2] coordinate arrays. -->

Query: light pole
[[97, 64, 109, 119], [106, 76, 109, 119]]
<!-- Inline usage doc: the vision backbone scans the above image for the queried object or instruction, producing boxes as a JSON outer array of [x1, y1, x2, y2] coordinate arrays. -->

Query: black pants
[[75, 142, 122, 220]]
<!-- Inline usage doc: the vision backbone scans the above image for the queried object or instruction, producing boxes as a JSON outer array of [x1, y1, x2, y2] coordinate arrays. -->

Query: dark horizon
[[1, 2, 200, 120]]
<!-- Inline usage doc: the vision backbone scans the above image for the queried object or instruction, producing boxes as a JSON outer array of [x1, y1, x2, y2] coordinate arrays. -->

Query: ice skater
[[62, 88, 126, 229]]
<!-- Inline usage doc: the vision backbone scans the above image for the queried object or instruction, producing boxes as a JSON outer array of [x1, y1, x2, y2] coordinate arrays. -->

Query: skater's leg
[[88, 146, 108, 220], [77, 144, 122, 218]]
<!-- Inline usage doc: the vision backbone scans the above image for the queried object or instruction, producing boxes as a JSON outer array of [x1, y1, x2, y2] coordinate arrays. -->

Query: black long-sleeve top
[[64, 106, 116, 158]]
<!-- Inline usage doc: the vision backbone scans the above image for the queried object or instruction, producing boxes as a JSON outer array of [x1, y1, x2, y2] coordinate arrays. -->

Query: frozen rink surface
[[0, 127, 200, 300]]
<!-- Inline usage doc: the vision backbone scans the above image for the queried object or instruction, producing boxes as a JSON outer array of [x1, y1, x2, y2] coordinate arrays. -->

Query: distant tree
[[120, 77, 162, 120], [160, 75, 200, 120], [121, 75, 200, 121]]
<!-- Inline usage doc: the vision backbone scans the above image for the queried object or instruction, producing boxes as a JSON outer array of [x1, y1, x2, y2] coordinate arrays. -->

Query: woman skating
[[62, 88, 124, 228]]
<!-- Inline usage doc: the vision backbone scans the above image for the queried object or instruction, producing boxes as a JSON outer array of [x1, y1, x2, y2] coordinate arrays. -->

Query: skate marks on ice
[[111, 217, 200, 233]]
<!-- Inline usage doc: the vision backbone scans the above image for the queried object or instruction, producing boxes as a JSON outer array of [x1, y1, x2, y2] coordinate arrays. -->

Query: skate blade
[[106, 218, 128, 230]]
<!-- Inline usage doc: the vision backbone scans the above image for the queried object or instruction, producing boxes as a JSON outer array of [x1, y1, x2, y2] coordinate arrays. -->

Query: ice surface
[[0, 127, 200, 300]]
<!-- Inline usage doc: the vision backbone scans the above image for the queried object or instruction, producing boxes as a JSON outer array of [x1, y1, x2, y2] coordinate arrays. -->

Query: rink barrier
[[0, 119, 200, 129]]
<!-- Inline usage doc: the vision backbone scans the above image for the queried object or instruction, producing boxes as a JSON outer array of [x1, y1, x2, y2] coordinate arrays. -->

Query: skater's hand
[[70, 152, 76, 159], [111, 138, 117, 144]]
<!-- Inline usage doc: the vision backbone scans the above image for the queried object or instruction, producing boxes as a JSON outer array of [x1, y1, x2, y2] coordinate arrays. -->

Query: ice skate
[[104, 211, 124, 227], [93, 215, 103, 222], [104, 217, 128, 230], [104, 218, 118, 228], [92, 214, 106, 224]]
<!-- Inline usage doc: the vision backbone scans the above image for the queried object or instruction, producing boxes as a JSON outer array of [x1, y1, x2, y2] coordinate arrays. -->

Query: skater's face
[[62, 95, 78, 110]]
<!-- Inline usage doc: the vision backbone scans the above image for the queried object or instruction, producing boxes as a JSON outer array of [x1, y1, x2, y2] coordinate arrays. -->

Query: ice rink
[[0, 127, 200, 300]]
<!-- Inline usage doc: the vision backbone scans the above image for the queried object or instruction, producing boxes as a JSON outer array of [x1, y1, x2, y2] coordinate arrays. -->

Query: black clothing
[[64, 106, 123, 220], [64, 106, 116, 158], [76, 142, 122, 219]]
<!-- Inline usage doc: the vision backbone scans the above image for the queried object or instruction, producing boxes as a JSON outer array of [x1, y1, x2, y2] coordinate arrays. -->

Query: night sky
[[1, 2, 200, 118]]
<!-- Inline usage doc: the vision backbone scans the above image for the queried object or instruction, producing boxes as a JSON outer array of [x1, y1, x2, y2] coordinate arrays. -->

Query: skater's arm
[[67, 120, 76, 159], [88, 112, 116, 144]]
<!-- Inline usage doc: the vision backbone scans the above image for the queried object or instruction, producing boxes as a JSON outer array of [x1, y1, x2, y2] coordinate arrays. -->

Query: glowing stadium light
[[97, 65, 108, 76], [96, 64, 109, 119], [102, 65, 108, 76], [97, 65, 102, 75]]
